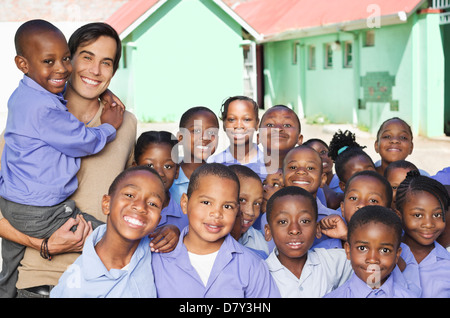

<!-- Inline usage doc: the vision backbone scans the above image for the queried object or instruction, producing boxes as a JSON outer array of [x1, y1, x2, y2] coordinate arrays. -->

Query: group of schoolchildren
[[0, 19, 449, 298]]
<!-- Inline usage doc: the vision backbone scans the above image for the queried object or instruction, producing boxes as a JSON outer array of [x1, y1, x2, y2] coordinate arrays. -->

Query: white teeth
[[288, 242, 303, 246], [124, 216, 143, 226], [81, 77, 100, 85], [293, 181, 309, 185]]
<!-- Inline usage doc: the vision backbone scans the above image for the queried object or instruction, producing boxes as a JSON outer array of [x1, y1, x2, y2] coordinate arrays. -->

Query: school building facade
[[105, 0, 450, 137]]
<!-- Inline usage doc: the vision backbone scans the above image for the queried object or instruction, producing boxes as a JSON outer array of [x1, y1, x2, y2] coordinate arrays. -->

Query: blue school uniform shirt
[[207, 144, 268, 181], [400, 241, 450, 298], [432, 166, 450, 185], [151, 227, 281, 298], [265, 247, 353, 298], [156, 194, 188, 232], [169, 166, 189, 207], [50, 224, 157, 298], [238, 226, 269, 258], [311, 197, 341, 248], [323, 266, 417, 298], [0, 76, 116, 206]]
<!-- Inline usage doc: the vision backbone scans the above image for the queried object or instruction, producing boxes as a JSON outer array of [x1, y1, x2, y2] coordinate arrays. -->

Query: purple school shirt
[[400, 242, 450, 298], [151, 227, 281, 298], [0, 76, 116, 206], [207, 145, 268, 181], [324, 266, 417, 298], [156, 195, 188, 232]]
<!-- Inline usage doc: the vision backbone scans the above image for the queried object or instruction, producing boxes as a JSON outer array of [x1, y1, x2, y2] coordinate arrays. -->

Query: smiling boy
[[151, 163, 280, 298], [0, 19, 123, 297], [51, 166, 165, 297], [324, 205, 416, 298]]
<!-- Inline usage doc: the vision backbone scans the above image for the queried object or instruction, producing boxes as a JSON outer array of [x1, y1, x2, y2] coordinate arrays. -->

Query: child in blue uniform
[[324, 205, 416, 298], [152, 163, 280, 298], [51, 166, 165, 297]]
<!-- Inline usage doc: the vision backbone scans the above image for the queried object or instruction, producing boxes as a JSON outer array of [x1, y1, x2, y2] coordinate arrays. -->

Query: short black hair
[[68, 22, 122, 73], [228, 164, 261, 183], [134, 130, 179, 164], [303, 138, 328, 149], [347, 205, 403, 246], [178, 106, 219, 129], [344, 170, 393, 208], [384, 160, 418, 179], [186, 163, 240, 199], [15, 19, 64, 56], [108, 165, 165, 198], [266, 186, 318, 223], [259, 104, 301, 133], [282, 145, 323, 175], [376, 117, 413, 142], [219, 96, 259, 122]]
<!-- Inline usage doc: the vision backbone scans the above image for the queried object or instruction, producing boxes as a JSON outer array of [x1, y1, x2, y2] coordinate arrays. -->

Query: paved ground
[[137, 119, 450, 176]]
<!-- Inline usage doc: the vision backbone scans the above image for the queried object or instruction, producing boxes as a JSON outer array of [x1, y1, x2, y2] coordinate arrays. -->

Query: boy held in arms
[[324, 205, 416, 298], [264, 186, 353, 297], [51, 166, 165, 297], [151, 163, 280, 297], [0, 19, 123, 297]]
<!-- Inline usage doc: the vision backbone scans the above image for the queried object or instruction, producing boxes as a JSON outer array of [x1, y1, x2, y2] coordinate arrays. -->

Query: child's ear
[[14, 55, 29, 74], [344, 241, 351, 260], [101, 194, 111, 216], [374, 140, 380, 154], [320, 172, 327, 188], [315, 222, 322, 239], [264, 223, 273, 242], [177, 131, 183, 143], [131, 161, 137, 167], [297, 134, 303, 146], [180, 193, 188, 215], [339, 181, 346, 192], [340, 200, 346, 219]]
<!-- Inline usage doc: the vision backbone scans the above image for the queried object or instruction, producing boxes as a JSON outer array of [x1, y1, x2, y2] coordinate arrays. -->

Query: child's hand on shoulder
[[101, 99, 124, 130], [319, 214, 347, 241], [149, 224, 180, 253]]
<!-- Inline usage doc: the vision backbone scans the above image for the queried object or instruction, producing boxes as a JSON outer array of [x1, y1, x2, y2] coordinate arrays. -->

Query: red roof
[[106, 0, 426, 40], [232, 0, 426, 36], [105, 0, 160, 35]]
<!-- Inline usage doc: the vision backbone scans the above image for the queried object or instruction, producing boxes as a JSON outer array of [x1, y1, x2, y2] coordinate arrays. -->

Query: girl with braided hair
[[395, 170, 450, 297], [328, 129, 376, 193]]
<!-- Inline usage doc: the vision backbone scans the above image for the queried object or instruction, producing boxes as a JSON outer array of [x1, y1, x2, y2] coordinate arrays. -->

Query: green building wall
[[262, 10, 446, 137], [109, 0, 245, 123]]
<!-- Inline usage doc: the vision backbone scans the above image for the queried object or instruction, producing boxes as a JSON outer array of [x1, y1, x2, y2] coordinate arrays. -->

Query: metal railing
[[432, 0, 450, 9]]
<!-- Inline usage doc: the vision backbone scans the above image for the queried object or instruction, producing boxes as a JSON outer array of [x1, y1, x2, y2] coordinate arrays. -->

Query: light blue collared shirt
[[265, 247, 353, 298], [207, 144, 268, 181], [156, 194, 188, 232], [50, 224, 157, 298], [323, 266, 417, 298], [169, 166, 189, 206], [0, 76, 116, 206], [239, 226, 269, 258], [151, 227, 281, 298], [400, 241, 450, 298]]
